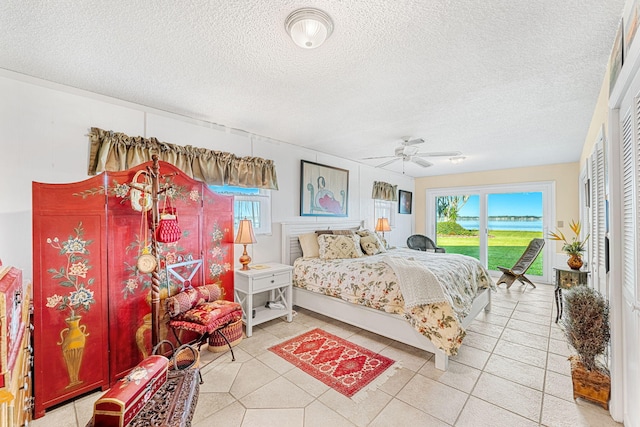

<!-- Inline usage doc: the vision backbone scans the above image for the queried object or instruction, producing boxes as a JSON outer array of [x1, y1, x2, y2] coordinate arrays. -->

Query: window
[[209, 185, 272, 235], [374, 199, 396, 227]]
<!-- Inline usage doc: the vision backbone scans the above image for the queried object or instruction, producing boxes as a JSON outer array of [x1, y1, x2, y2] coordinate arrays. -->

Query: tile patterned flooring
[[32, 283, 622, 426]]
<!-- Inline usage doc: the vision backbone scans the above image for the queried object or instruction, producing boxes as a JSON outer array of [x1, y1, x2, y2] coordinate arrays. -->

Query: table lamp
[[375, 217, 391, 246], [235, 219, 257, 270]]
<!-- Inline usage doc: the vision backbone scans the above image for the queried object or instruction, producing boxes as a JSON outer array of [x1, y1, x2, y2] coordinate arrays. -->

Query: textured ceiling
[[0, 1, 625, 177]]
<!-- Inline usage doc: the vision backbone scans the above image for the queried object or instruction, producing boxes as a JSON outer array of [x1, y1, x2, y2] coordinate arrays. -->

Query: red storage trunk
[[92, 355, 169, 427]]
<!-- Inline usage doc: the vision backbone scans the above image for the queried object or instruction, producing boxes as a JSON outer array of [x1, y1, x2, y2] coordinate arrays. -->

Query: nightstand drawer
[[252, 272, 291, 292]]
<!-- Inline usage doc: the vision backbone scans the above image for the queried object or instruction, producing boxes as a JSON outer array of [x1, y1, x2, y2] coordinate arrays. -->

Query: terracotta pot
[[567, 254, 583, 270]]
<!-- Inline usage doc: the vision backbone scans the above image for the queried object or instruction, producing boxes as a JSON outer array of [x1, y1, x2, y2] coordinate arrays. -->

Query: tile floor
[[31, 283, 622, 426]]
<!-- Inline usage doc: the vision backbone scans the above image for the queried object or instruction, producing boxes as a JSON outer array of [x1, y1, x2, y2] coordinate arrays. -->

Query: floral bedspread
[[292, 248, 494, 355]]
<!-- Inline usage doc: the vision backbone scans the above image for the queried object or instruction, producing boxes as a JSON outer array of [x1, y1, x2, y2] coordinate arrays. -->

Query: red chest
[[93, 355, 168, 427]]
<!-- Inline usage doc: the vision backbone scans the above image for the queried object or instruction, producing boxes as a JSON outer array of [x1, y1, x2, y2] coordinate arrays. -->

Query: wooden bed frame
[[280, 221, 492, 371]]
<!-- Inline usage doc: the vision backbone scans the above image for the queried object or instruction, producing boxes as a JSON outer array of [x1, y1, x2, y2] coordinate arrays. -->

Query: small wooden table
[[554, 267, 589, 323]]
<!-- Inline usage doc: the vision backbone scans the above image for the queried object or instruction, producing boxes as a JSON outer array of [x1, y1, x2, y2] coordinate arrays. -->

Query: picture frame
[[609, 19, 624, 92], [300, 160, 349, 217], [398, 190, 412, 214]]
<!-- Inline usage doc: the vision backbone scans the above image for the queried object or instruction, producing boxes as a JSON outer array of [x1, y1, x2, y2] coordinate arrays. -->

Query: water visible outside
[[436, 193, 544, 275]]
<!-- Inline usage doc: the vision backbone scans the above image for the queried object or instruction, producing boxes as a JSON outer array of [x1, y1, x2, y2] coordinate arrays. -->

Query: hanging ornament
[[136, 193, 157, 274]]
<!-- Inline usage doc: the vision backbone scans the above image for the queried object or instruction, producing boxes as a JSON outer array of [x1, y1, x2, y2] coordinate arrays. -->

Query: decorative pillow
[[315, 229, 355, 236], [356, 229, 375, 238], [170, 302, 243, 334], [356, 229, 387, 255], [175, 300, 242, 326], [331, 229, 356, 236], [165, 287, 205, 317], [299, 232, 320, 258], [360, 234, 383, 255], [198, 283, 222, 302], [318, 234, 363, 259], [165, 284, 221, 317]]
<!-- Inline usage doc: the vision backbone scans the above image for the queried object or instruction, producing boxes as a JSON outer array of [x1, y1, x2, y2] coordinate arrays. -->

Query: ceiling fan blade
[[401, 138, 425, 146], [411, 157, 434, 168], [361, 155, 396, 160], [414, 151, 462, 157], [376, 158, 401, 168]]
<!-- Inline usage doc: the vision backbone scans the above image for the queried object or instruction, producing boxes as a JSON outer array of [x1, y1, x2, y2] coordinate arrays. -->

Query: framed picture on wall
[[398, 190, 412, 214], [300, 160, 349, 217], [610, 19, 624, 92]]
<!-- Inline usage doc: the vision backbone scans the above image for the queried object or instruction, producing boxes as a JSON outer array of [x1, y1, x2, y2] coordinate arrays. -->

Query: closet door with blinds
[[618, 92, 640, 427], [588, 139, 607, 296]]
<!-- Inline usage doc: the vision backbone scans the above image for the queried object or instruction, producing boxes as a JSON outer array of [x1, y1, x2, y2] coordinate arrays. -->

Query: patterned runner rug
[[269, 328, 396, 398]]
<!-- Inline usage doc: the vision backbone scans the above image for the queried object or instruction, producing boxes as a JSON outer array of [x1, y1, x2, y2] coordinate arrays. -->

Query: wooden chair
[[406, 234, 446, 253], [496, 238, 545, 289]]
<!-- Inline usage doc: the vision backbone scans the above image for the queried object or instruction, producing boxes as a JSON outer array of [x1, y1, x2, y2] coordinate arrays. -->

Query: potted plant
[[562, 284, 610, 409], [549, 220, 590, 270]]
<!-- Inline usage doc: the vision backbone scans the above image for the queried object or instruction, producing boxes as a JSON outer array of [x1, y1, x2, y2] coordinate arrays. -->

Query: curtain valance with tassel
[[371, 181, 397, 201], [87, 127, 279, 190]]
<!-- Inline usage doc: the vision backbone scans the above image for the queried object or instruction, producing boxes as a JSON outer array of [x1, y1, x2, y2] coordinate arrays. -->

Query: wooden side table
[[554, 267, 589, 323], [234, 263, 293, 337]]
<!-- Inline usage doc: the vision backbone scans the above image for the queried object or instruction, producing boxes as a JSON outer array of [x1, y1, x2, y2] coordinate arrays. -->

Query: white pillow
[[318, 234, 364, 259], [299, 232, 320, 258]]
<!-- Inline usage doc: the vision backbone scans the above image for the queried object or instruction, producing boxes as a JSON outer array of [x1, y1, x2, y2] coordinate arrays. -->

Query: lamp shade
[[375, 218, 391, 232], [235, 219, 257, 245], [285, 8, 334, 49]]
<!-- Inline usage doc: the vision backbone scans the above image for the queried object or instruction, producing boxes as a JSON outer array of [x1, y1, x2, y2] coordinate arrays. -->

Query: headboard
[[281, 220, 364, 265]]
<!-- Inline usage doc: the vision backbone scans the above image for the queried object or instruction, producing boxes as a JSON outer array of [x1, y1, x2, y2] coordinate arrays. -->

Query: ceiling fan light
[[285, 8, 333, 49], [449, 156, 466, 164]]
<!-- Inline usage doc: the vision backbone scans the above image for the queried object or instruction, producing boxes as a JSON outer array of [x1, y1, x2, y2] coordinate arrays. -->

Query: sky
[[457, 192, 543, 217]]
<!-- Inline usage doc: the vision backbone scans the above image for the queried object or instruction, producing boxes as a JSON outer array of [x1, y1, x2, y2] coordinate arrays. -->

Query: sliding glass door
[[486, 192, 544, 276], [427, 183, 553, 283], [436, 194, 480, 260]]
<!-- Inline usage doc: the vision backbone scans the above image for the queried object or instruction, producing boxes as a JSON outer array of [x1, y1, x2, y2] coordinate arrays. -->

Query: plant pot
[[567, 254, 584, 270], [569, 355, 610, 410]]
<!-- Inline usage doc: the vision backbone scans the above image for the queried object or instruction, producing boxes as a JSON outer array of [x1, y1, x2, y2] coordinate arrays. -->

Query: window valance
[[372, 181, 397, 201], [87, 127, 279, 190]]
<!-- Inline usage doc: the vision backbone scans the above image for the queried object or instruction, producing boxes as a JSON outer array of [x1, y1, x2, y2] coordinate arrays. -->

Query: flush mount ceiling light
[[285, 8, 334, 49]]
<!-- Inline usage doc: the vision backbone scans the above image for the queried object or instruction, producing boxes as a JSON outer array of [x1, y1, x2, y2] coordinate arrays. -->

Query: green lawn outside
[[437, 230, 544, 275]]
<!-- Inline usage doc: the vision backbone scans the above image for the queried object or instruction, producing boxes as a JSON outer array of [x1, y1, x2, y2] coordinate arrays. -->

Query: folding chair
[[496, 238, 545, 289]]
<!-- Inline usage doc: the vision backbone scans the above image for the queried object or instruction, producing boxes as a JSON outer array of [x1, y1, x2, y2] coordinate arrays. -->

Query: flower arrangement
[[549, 220, 590, 256], [45, 223, 96, 319]]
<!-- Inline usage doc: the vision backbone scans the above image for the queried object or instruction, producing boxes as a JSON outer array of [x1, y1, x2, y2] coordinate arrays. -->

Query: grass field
[[437, 230, 544, 275]]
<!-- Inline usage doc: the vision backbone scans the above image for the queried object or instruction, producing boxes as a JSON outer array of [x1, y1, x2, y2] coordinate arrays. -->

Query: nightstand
[[554, 267, 589, 323], [234, 263, 294, 337]]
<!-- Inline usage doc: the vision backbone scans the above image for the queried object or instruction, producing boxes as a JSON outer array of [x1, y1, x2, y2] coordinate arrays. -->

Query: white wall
[[0, 71, 414, 280]]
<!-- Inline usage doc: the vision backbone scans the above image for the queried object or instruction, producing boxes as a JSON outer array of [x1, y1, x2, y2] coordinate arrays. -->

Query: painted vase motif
[[58, 316, 89, 388], [567, 254, 584, 270]]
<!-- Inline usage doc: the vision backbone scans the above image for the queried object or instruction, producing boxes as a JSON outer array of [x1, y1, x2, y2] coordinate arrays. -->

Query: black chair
[[496, 238, 545, 289], [406, 234, 446, 253]]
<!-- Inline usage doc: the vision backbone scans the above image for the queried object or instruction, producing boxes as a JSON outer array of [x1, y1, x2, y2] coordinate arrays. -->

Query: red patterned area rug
[[269, 328, 396, 398]]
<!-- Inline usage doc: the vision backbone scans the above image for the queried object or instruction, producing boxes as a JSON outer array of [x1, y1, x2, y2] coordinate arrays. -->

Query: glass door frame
[[426, 181, 555, 284]]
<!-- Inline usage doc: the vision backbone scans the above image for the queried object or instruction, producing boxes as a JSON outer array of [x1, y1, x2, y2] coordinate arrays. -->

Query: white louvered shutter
[[621, 108, 636, 299], [589, 140, 606, 294]]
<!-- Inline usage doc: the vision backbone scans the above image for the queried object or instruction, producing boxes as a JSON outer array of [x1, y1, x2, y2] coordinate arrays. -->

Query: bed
[[281, 221, 494, 371]]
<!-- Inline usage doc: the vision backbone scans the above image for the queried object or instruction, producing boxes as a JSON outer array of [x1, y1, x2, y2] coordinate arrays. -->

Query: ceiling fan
[[362, 137, 462, 168]]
